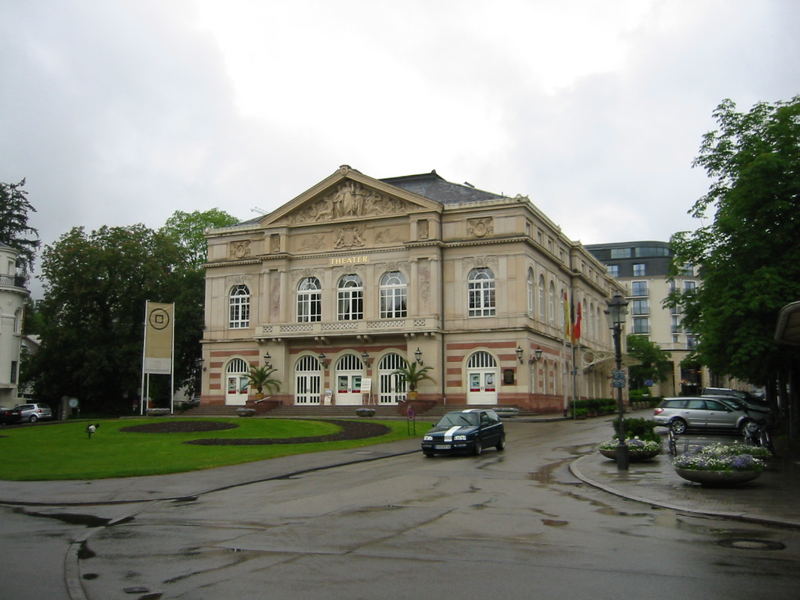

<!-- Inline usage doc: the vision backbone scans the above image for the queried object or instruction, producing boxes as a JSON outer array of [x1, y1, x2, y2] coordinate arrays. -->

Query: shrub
[[612, 417, 659, 442]]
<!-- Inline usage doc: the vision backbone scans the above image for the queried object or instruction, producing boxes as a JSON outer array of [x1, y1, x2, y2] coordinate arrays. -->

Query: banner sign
[[143, 301, 174, 374]]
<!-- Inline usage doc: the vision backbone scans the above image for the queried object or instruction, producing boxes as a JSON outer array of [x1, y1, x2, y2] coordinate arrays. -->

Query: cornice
[[204, 258, 262, 269]]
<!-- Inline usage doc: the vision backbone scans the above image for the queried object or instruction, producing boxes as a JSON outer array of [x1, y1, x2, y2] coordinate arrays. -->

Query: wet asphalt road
[[2, 417, 800, 599]]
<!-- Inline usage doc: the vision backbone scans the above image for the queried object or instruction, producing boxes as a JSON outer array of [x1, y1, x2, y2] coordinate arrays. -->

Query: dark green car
[[421, 409, 505, 457]]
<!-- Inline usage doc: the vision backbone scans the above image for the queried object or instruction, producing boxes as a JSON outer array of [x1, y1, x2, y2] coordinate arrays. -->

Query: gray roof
[[381, 170, 506, 205]]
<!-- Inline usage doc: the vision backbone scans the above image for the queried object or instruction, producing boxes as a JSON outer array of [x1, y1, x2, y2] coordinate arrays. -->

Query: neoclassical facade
[[201, 166, 623, 412]]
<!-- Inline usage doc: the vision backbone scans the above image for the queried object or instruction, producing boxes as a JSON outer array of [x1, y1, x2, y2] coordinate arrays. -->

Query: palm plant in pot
[[392, 363, 435, 400], [247, 366, 281, 399]]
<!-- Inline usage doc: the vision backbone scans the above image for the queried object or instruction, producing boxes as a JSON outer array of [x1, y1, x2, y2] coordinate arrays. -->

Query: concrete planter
[[675, 467, 761, 486], [146, 408, 171, 417], [355, 407, 376, 418], [599, 447, 661, 462]]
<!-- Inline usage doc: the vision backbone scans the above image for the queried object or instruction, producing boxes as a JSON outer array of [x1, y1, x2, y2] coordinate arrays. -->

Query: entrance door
[[295, 355, 321, 405], [335, 354, 364, 405], [225, 358, 250, 406], [379, 353, 407, 405], [466, 351, 498, 405]]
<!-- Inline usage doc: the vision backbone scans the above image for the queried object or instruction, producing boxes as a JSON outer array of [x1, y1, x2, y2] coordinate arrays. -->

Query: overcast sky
[[2, 0, 798, 295]]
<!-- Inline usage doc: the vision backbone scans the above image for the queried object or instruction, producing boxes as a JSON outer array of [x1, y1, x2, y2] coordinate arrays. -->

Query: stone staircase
[[182, 403, 536, 419]]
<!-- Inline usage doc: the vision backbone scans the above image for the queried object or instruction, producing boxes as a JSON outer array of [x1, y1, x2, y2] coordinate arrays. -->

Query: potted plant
[[391, 363, 435, 400], [598, 437, 662, 461], [672, 442, 769, 486], [246, 366, 281, 399]]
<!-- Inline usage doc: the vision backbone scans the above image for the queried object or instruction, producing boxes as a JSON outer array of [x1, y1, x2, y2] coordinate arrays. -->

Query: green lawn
[[0, 418, 417, 481]]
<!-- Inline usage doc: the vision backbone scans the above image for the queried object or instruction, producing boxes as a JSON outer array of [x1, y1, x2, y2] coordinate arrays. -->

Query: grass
[[0, 418, 417, 481]]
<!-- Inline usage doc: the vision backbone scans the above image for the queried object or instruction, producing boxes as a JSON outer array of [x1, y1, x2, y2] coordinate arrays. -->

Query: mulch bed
[[121, 421, 239, 434], [120, 419, 391, 445]]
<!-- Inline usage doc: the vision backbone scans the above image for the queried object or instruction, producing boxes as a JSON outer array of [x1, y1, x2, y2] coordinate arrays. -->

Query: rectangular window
[[633, 263, 646, 276], [630, 281, 648, 297], [684, 281, 696, 292], [607, 265, 619, 278], [632, 317, 650, 334], [610, 248, 632, 259], [11, 361, 18, 384], [631, 299, 650, 315]]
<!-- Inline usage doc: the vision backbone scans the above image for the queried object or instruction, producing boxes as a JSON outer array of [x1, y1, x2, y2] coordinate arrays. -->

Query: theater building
[[200, 165, 623, 413]]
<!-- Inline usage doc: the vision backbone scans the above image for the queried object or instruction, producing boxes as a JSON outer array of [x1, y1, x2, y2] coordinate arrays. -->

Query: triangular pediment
[[259, 166, 442, 228]]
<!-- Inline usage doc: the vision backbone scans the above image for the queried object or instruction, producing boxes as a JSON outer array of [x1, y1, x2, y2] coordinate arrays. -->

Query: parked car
[[0, 407, 17, 425], [653, 397, 752, 434], [702, 394, 771, 425], [702, 387, 768, 407], [421, 409, 505, 456], [11, 403, 53, 423]]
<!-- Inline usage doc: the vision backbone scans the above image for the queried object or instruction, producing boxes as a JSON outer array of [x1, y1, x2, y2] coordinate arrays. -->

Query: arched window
[[538, 275, 546, 320], [527, 269, 535, 315], [297, 277, 321, 322], [468, 267, 496, 317], [229, 285, 250, 328], [380, 271, 407, 318], [337, 274, 363, 320], [548, 282, 556, 324]]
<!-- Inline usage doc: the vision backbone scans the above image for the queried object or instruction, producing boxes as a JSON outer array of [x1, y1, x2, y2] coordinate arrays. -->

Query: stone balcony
[[256, 315, 440, 341], [0, 274, 28, 290]]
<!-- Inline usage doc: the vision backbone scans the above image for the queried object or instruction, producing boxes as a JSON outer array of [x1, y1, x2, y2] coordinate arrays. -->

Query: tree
[[160, 209, 239, 268], [0, 179, 39, 272], [668, 96, 800, 428], [626, 334, 672, 390], [28, 225, 185, 413], [27, 208, 239, 414]]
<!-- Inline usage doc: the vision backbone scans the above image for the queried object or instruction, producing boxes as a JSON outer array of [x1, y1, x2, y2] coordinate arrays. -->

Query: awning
[[775, 301, 800, 345]]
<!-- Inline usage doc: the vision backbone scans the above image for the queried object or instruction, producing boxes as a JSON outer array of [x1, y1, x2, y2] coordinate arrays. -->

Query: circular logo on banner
[[148, 308, 170, 330]]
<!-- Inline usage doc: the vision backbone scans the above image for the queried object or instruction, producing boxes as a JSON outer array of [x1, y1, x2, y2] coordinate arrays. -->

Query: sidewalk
[[571, 441, 800, 528]]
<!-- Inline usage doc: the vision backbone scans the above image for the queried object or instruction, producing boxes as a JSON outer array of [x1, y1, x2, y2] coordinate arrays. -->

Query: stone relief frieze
[[280, 181, 413, 225], [467, 217, 494, 238], [229, 240, 251, 259], [334, 224, 366, 249], [374, 227, 405, 245]]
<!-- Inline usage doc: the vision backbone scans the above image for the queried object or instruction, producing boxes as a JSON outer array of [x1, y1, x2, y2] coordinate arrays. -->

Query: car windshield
[[436, 412, 479, 428]]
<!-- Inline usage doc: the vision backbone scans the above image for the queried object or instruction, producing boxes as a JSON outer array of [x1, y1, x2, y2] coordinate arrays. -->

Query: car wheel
[[29, 415, 38, 423], [496, 434, 505, 451], [739, 420, 753, 436], [670, 419, 687, 434], [473, 440, 483, 456]]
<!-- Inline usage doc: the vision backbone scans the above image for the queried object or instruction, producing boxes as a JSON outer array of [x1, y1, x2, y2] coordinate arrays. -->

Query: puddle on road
[[16, 508, 112, 528]]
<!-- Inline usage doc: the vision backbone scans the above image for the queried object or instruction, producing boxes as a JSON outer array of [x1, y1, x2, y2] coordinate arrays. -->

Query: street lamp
[[605, 293, 630, 471], [414, 347, 423, 365]]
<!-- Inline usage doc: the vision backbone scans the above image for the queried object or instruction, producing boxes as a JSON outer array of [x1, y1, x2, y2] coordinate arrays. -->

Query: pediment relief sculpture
[[280, 181, 416, 225]]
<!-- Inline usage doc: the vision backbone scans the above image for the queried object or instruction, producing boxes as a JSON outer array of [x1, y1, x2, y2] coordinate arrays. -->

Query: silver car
[[653, 397, 752, 434], [13, 403, 53, 423]]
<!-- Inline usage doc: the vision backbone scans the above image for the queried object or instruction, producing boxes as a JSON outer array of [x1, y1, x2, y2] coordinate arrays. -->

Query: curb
[[569, 454, 800, 530]]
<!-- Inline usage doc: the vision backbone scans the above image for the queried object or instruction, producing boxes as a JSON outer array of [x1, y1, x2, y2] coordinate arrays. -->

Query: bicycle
[[668, 428, 678, 456]]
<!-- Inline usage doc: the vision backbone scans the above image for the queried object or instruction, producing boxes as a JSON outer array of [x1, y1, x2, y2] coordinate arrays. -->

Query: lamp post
[[606, 293, 630, 471]]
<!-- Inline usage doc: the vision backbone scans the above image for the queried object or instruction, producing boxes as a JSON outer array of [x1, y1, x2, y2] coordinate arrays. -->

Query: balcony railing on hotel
[[0, 274, 28, 289], [257, 316, 439, 339]]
